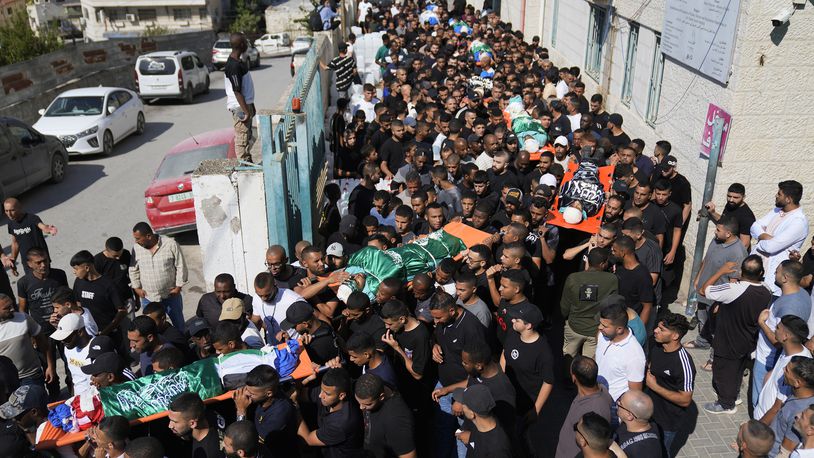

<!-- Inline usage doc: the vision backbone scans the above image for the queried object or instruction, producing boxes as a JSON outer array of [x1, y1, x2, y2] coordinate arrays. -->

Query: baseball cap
[[281, 301, 314, 330], [608, 113, 623, 127], [0, 385, 47, 420], [81, 352, 122, 376], [326, 242, 345, 258], [553, 136, 568, 147], [662, 155, 678, 168], [505, 133, 518, 144], [50, 314, 84, 341], [505, 188, 523, 206], [186, 317, 210, 337], [219, 298, 245, 321], [339, 215, 357, 235], [87, 335, 115, 360], [506, 301, 544, 327], [452, 385, 495, 416], [612, 180, 630, 197]]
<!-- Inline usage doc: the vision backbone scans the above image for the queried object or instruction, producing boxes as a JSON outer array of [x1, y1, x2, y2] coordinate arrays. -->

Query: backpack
[[309, 6, 323, 31]]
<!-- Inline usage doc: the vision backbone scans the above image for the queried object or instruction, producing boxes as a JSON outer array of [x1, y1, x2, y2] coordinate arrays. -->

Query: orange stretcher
[[35, 343, 316, 450], [546, 163, 615, 234]]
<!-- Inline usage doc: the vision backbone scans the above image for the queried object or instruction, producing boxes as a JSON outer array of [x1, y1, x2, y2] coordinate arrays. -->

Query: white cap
[[554, 136, 569, 147], [562, 206, 584, 225], [50, 314, 84, 341], [326, 242, 345, 257], [539, 173, 557, 188]]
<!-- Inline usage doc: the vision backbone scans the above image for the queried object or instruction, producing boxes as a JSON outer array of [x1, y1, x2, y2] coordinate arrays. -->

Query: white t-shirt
[[595, 330, 646, 401], [352, 99, 377, 122], [64, 344, 92, 395], [252, 288, 305, 344], [556, 80, 569, 99], [432, 133, 447, 162], [567, 113, 582, 132], [792, 447, 814, 457], [474, 152, 493, 171], [81, 309, 99, 337], [358, 1, 372, 21], [755, 347, 812, 419]]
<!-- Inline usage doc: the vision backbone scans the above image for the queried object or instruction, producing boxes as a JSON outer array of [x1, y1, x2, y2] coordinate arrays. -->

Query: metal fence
[[258, 38, 327, 254]]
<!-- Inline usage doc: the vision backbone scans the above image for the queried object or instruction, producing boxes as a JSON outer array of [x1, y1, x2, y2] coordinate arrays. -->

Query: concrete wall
[[536, 0, 814, 297], [0, 30, 215, 124]]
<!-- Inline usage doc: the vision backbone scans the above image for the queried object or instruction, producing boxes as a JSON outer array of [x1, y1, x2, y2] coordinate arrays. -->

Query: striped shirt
[[647, 344, 696, 431], [328, 54, 356, 91], [0, 312, 43, 379], [129, 236, 187, 302]]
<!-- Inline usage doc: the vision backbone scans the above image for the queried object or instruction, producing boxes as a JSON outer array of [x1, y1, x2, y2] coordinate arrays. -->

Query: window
[[585, 5, 608, 80], [181, 56, 195, 71], [137, 9, 156, 21], [106, 9, 123, 21], [8, 125, 35, 146], [646, 34, 665, 125], [115, 91, 132, 106], [551, 0, 559, 47], [173, 8, 191, 21], [199, 8, 208, 19], [620, 23, 639, 105]]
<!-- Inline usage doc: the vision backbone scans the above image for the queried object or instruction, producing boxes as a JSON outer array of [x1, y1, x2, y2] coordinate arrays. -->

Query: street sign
[[699, 103, 731, 163]]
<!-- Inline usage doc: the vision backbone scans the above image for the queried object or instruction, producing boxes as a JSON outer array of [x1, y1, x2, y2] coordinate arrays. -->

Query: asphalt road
[[1, 55, 293, 318]]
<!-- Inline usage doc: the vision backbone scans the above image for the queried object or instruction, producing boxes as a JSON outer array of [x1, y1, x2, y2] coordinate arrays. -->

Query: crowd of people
[[0, 1, 811, 458]]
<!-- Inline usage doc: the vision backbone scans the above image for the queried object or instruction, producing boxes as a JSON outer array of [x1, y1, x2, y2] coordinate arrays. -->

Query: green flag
[[99, 359, 224, 420]]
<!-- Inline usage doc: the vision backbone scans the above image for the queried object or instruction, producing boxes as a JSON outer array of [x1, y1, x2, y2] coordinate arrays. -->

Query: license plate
[[168, 191, 193, 203]]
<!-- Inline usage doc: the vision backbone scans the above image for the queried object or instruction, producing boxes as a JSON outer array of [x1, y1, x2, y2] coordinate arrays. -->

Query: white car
[[33, 87, 145, 156], [254, 33, 290, 53], [135, 51, 210, 103], [211, 39, 260, 70], [292, 36, 314, 55]]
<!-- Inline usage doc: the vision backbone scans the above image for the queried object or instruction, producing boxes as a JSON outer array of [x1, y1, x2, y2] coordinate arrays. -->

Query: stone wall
[[0, 30, 216, 124]]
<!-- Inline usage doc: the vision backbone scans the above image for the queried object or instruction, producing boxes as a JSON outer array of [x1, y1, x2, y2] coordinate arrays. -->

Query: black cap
[[506, 302, 544, 327], [505, 188, 523, 206], [662, 155, 677, 168], [281, 301, 314, 330], [186, 317, 210, 337], [452, 385, 495, 416], [87, 335, 115, 360], [81, 352, 122, 376], [612, 180, 630, 197], [340, 215, 357, 235]]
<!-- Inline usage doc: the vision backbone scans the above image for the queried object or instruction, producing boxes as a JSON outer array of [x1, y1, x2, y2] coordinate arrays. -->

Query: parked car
[[211, 39, 260, 70], [291, 36, 314, 54], [33, 87, 145, 156], [254, 33, 290, 53], [144, 128, 236, 234], [0, 117, 69, 201], [134, 51, 210, 103]]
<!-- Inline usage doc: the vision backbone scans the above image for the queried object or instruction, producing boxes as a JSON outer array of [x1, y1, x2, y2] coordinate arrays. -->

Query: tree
[[0, 9, 62, 66], [142, 25, 170, 37], [229, 0, 262, 35]]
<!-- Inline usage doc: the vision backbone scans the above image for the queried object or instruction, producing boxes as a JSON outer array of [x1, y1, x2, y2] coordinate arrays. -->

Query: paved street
[[1, 55, 293, 316]]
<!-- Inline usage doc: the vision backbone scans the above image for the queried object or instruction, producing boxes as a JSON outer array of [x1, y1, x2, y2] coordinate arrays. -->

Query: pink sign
[[699, 103, 732, 163]]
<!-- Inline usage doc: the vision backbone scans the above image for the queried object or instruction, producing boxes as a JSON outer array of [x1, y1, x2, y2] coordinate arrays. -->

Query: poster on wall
[[699, 103, 732, 163], [661, 0, 741, 84]]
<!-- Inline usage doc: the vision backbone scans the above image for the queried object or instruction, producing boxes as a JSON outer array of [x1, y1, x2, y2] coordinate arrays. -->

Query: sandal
[[701, 360, 713, 372], [683, 341, 710, 350]]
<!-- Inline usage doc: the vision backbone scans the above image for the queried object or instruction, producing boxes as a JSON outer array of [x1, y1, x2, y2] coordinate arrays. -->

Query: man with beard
[[232, 365, 298, 457], [196, 273, 254, 329], [293, 246, 349, 319], [49, 314, 93, 395], [563, 224, 618, 270], [264, 246, 307, 290], [186, 317, 215, 360], [628, 183, 667, 248], [354, 373, 416, 457], [296, 368, 364, 456], [685, 217, 747, 353], [703, 182, 757, 249], [168, 392, 226, 457], [223, 421, 269, 458]]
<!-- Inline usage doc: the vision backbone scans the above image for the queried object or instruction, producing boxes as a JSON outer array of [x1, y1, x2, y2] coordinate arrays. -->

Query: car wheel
[[203, 75, 210, 94], [253, 55, 260, 68], [50, 154, 67, 183], [135, 112, 145, 135], [184, 84, 194, 103], [102, 130, 114, 156]]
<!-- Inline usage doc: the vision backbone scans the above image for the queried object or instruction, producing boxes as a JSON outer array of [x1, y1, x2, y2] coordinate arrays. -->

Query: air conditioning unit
[[125, 13, 137, 22]]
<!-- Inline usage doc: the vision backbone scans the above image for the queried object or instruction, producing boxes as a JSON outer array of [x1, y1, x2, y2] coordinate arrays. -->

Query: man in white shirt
[[352, 84, 378, 122], [250, 272, 305, 345], [50, 314, 93, 396], [595, 297, 646, 425], [751, 180, 809, 296], [755, 315, 811, 421]]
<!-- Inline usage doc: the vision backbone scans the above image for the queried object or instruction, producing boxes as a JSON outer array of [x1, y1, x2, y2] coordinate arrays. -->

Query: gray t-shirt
[[437, 186, 463, 216], [696, 238, 748, 305], [457, 297, 491, 329], [771, 394, 814, 456]]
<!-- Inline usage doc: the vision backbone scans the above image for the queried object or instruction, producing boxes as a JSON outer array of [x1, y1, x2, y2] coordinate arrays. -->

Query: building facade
[[79, 0, 225, 41], [502, 0, 814, 292], [0, 0, 25, 26]]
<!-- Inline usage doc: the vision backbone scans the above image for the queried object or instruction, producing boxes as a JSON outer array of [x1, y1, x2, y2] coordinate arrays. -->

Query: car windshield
[[295, 38, 311, 44], [156, 144, 230, 180], [45, 96, 105, 116], [138, 57, 176, 75], [214, 41, 231, 49]]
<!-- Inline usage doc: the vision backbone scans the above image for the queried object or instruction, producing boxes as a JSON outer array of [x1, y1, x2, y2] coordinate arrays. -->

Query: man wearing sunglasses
[[615, 390, 663, 457]]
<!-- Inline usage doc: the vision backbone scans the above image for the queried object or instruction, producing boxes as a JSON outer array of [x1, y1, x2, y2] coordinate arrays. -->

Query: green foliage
[[294, 0, 322, 31], [141, 25, 170, 37], [229, 0, 261, 34], [0, 9, 62, 66]]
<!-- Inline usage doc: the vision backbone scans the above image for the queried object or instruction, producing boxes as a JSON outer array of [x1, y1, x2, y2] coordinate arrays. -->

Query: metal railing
[[258, 38, 327, 254]]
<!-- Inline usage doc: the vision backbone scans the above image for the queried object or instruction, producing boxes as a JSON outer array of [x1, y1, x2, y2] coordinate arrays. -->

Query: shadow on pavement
[[8, 162, 107, 216], [174, 231, 200, 246]]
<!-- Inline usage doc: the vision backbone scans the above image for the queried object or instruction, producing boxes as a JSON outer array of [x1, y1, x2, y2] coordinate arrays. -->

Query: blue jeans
[[434, 381, 462, 458], [662, 430, 677, 458], [752, 358, 773, 409], [141, 294, 185, 332]]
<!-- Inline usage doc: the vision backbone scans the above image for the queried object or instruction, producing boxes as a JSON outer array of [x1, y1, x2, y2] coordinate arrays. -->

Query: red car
[[144, 128, 236, 234]]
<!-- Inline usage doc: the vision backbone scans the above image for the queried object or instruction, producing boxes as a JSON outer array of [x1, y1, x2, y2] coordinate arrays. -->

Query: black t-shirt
[[315, 399, 364, 458], [380, 138, 406, 172], [393, 322, 434, 405], [487, 170, 521, 195], [93, 251, 132, 302], [274, 265, 308, 290], [304, 323, 342, 365], [615, 422, 663, 458], [494, 299, 534, 345], [713, 283, 773, 359], [502, 331, 554, 414], [604, 129, 631, 148], [195, 291, 253, 328], [591, 111, 610, 133], [465, 424, 513, 458], [435, 309, 487, 386], [550, 116, 571, 139], [7, 213, 48, 261], [667, 173, 692, 208], [634, 202, 667, 236], [721, 203, 756, 237], [73, 275, 124, 328], [17, 269, 68, 333], [349, 185, 376, 222], [656, 200, 684, 254], [255, 397, 299, 457], [369, 129, 390, 152], [467, 371, 516, 440], [615, 264, 655, 314], [191, 410, 225, 458], [224, 57, 248, 94], [365, 394, 416, 458], [647, 345, 695, 432], [349, 314, 387, 350]]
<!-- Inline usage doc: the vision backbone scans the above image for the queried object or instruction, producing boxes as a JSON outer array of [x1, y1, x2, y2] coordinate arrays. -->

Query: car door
[[180, 56, 197, 90], [115, 91, 136, 135], [6, 120, 50, 187], [105, 93, 127, 140], [192, 54, 207, 86], [0, 124, 27, 197]]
